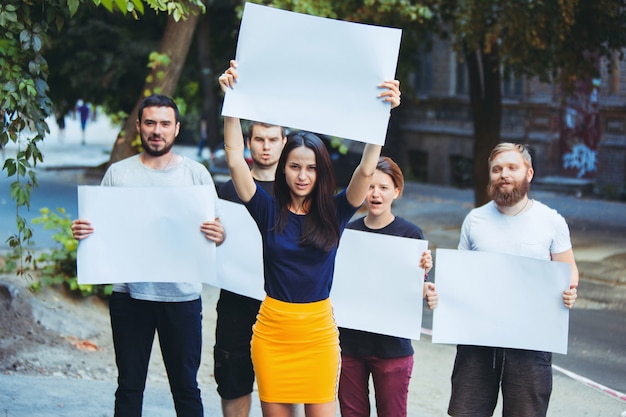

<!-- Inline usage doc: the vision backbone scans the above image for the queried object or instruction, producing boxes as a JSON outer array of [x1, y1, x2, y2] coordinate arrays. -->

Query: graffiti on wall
[[560, 77, 601, 178]]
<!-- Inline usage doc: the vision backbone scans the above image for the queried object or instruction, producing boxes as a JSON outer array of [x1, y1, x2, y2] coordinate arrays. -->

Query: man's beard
[[141, 135, 174, 157], [488, 178, 530, 207]]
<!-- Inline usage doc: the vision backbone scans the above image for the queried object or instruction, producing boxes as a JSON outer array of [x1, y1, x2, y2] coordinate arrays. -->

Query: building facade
[[398, 35, 626, 198]]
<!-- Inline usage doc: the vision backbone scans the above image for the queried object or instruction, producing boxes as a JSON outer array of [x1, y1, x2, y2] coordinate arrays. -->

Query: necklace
[[513, 198, 530, 216], [162, 152, 175, 170]]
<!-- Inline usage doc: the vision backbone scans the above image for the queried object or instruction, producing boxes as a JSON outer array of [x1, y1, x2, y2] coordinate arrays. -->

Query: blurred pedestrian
[[197, 115, 211, 159], [447, 142, 579, 417], [55, 110, 66, 143], [77, 100, 89, 145]]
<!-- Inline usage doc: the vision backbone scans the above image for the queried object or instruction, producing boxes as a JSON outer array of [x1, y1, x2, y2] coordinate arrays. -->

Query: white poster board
[[432, 248, 571, 354], [76, 186, 216, 284], [222, 2, 402, 145], [332, 230, 428, 340]]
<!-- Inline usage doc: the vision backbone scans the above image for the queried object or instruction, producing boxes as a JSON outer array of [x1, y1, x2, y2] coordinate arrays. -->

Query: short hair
[[376, 156, 404, 198], [138, 94, 180, 124], [488, 143, 533, 169], [246, 121, 286, 141]]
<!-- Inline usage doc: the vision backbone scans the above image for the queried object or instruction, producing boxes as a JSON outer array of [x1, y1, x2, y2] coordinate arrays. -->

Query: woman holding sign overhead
[[338, 156, 437, 417], [218, 60, 401, 417]]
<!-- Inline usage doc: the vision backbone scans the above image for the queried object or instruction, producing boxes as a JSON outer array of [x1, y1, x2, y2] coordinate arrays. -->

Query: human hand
[[218, 60, 238, 93], [420, 249, 433, 274], [378, 80, 401, 109], [71, 219, 93, 240], [423, 282, 438, 310], [201, 218, 225, 245], [562, 284, 577, 309]]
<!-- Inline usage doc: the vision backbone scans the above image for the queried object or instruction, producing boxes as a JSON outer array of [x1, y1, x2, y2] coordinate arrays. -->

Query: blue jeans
[[448, 345, 552, 417], [109, 292, 203, 417]]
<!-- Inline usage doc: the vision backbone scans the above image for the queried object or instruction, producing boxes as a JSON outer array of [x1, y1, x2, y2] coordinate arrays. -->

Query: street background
[[0, 115, 625, 416]]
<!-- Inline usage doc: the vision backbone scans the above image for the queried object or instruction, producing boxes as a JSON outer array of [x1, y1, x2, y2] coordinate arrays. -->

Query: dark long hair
[[274, 132, 339, 251]]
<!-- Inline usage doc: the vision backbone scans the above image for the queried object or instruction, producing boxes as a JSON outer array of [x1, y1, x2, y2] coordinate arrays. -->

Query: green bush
[[30, 207, 112, 298]]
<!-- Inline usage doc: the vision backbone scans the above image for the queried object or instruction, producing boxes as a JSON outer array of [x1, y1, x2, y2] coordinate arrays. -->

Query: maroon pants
[[338, 354, 414, 417]]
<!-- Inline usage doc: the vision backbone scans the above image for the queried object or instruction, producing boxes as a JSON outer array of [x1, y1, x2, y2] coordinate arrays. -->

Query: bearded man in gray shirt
[[72, 94, 224, 417]]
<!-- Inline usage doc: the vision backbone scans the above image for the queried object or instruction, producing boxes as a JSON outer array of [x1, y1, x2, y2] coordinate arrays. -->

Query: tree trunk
[[383, 106, 409, 172], [196, 12, 220, 153], [465, 41, 502, 207], [108, 13, 200, 166]]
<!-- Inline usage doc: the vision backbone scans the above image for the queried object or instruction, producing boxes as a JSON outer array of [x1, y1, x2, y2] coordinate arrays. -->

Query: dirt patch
[[0, 271, 221, 388], [0, 273, 116, 380]]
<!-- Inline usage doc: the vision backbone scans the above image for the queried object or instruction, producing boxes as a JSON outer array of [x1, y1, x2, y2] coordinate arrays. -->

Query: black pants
[[109, 292, 203, 417]]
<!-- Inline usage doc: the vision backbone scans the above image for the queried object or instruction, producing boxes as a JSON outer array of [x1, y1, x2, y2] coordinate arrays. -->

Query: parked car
[[208, 134, 362, 189]]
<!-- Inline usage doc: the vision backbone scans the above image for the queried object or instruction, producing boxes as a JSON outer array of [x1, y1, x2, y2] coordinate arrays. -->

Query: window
[[502, 67, 523, 98], [456, 60, 468, 95], [413, 42, 432, 95]]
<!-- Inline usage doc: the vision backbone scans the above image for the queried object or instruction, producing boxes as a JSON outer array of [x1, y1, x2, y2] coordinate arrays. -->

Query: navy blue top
[[339, 216, 424, 357], [245, 185, 358, 303], [218, 178, 274, 203]]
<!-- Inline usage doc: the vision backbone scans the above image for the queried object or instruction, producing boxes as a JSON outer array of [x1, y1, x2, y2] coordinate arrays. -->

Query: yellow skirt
[[251, 296, 340, 404]]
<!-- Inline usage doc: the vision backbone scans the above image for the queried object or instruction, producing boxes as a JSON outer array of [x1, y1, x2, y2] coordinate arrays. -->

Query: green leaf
[[2, 10, 18, 24], [100, 0, 113, 12], [130, 0, 144, 14], [173, 8, 182, 22], [31, 34, 42, 52], [67, 0, 80, 16], [4, 158, 17, 176], [55, 14, 64, 31], [114, 0, 128, 14], [19, 30, 30, 48]]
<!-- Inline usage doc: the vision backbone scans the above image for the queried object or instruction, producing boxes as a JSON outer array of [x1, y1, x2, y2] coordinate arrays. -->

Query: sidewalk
[[2, 116, 626, 416]]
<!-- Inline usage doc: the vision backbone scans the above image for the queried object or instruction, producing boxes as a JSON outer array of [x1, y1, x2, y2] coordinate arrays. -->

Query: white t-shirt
[[458, 200, 572, 260]]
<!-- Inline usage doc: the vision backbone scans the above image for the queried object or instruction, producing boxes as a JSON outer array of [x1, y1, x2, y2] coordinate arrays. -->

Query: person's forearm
[[224, 116, 246, 167], [360, 144, 382, 177], [346, 144, 381, 206], [223, 115, 256, 202]]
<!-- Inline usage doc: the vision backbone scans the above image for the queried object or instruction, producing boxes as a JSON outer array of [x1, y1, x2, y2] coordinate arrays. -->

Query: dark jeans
[[109, 292, 203, 417], [448, 345, 552, 417]]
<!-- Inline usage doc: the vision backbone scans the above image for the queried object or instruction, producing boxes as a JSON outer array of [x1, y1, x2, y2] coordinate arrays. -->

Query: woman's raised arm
[[346, 80, 401, 207], [219, 60, 257, 203]]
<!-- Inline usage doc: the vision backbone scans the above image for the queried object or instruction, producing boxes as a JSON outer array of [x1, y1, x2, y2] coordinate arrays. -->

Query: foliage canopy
[[1, 0, 203, 275]]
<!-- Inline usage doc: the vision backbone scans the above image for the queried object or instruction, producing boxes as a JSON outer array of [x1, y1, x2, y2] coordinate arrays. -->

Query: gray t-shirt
[[101, 154, 220, 302]]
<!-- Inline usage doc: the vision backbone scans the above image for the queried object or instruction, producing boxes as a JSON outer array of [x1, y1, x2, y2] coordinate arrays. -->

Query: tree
[[1, 0, 203, 273], [45, 4, 167, 118], [423, 0, 626, 205]]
